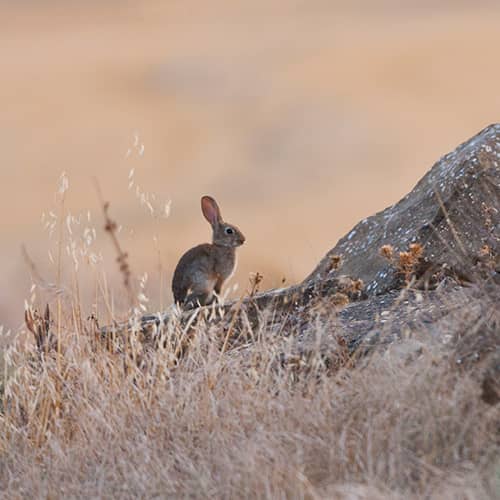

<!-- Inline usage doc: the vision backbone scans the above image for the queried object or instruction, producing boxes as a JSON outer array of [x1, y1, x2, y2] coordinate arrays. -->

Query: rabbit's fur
[[172, 196, 245, 308]]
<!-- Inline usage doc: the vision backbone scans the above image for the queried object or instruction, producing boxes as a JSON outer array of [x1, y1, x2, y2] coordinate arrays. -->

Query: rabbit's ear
[[201, 196, 222, 226]]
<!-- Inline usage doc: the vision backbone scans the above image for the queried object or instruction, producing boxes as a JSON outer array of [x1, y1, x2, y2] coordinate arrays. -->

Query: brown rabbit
[[172, 196, 245, 308]]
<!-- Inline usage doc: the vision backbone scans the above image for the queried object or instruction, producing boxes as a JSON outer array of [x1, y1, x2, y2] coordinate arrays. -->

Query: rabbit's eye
[[225, 227, 234, 235]]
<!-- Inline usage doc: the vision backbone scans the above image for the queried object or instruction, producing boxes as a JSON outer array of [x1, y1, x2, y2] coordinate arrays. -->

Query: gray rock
[[305, 124, 500, 295]]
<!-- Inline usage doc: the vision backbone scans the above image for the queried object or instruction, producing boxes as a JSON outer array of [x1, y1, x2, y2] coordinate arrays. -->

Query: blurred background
[[1, 0, 499, 330]]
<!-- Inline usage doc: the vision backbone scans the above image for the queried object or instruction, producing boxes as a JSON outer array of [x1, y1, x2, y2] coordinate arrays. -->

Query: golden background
[[1, 1, 499, 329]]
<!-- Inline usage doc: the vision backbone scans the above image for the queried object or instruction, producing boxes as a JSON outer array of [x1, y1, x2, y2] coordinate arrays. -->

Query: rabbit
[[172, 195, 245, 309]]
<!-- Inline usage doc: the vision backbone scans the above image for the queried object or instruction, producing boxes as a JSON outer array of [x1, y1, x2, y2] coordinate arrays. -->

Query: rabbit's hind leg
[[184, 289, 214, 309]]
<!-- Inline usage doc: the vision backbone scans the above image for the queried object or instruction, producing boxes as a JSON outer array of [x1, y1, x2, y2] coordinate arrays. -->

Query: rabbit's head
[[201, 195, 245, 248]]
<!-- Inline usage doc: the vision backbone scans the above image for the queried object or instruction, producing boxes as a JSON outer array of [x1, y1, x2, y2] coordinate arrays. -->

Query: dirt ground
[[1, 0, 499, 330]]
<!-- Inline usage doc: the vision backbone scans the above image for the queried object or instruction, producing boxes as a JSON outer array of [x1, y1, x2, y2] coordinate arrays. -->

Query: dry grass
[[0, 174, 498, 499], [1, 282, 498, 499]]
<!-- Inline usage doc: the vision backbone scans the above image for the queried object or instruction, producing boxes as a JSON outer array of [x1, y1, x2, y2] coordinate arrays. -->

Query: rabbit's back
[[172, 244, 214, 304]]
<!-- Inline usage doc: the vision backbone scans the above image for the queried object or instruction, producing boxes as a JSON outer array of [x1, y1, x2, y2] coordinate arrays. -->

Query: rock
[[305, 124, 500, 295]]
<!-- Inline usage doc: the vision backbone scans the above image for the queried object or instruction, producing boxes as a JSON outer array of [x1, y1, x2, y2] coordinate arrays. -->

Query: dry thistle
[[25, 304, 55, 356], [397, 243, 424, 284], [476, 243, 499, 273], [331, 292, 350, 307], [105, 202, 132, 293], [248, 272, 264, 297], [380, 242, 425, 284], [408, 242, 424, 259], [380, 244, 394, 261], [479, 244, 492, 257], [328, 254, 343, 272], [94, 180, 136, 309], [336, 275, 364, 300]]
